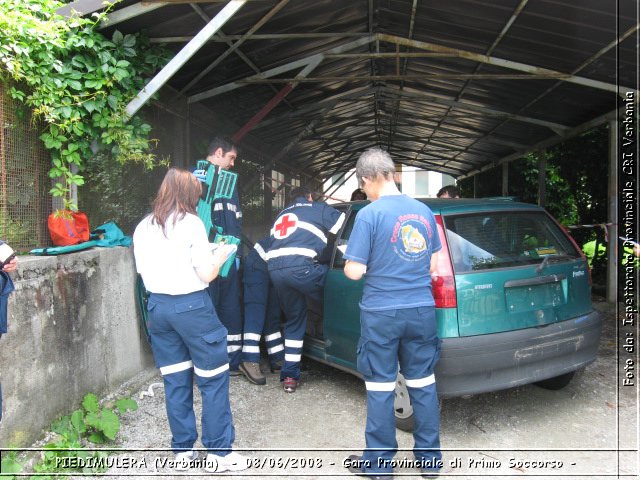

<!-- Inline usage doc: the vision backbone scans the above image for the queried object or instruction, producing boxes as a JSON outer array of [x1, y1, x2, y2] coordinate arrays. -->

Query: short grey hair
[[355, 147, 395, 184]]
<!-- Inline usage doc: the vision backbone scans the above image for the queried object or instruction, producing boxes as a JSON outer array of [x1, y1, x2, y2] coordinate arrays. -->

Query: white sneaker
[[205, 452, 249, 472], [174, 450, 198, 471]]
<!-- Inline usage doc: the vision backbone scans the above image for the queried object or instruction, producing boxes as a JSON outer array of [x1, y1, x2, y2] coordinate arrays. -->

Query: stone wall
[[0, 247, 153, 447]]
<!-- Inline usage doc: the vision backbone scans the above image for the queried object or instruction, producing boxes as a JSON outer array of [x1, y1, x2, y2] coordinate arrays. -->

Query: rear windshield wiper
[[536, 254, 577, 274]]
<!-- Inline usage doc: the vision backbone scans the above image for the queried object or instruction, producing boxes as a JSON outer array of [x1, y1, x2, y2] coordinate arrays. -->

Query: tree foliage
[[0, 0, 171, 211]]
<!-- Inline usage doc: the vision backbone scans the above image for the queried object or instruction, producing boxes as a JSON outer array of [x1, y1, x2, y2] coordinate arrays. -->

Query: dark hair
[[350, 188, 367, 201], [207, 136, 237, 156], [288, 185, 312, 204], [152, 168, 202, 235], [436, 185, 461, 198]]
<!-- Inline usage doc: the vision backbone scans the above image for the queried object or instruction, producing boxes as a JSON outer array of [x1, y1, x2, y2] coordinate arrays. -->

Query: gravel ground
[[20, 299, 636, 479]]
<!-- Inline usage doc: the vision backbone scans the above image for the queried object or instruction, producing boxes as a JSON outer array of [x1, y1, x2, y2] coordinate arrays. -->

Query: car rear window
[[443, 211, 580, 273]]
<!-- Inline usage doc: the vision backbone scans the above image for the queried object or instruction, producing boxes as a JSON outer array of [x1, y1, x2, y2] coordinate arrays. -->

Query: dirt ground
[[24, 299, 638, 479]]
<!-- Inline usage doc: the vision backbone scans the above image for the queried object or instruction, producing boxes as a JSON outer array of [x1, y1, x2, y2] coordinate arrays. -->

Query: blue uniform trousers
[[268, 260, 328, 380], [0, 271, 14, 423], [242, 255, 284, 366], [208, 264, 242, 370], [357, 306, 441, 475], [147, 289, 235, 455]]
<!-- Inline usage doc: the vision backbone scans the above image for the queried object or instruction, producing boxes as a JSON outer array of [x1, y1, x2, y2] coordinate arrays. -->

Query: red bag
[[48, 210, 90, 246]]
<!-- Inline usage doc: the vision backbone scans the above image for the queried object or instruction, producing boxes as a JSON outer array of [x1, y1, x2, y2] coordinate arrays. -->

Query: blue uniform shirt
[[344, 195, 441, 311], [267, 197, 345, 267], [0, 271, 15, 334]]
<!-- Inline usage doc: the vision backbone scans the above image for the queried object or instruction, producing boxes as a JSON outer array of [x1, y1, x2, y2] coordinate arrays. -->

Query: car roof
[[334, 197, 544, 215]]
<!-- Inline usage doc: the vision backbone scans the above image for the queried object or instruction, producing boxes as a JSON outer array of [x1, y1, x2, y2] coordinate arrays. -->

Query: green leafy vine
[[0, 0, 171, 212]]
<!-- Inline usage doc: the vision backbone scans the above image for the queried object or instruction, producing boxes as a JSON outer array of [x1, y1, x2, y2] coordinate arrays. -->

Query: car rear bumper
[[435, 309, 603, 397]]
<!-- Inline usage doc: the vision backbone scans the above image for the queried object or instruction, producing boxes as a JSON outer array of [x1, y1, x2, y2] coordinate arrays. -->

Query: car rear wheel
[[534, 370, 576, 390], [394, 374, 415, 431]]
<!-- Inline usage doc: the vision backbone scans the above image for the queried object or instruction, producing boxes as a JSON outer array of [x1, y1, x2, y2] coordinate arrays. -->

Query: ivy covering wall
[[0, 0, 171, 216]]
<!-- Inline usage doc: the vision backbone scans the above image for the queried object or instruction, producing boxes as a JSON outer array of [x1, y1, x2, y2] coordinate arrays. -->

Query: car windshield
[[443, 211, 580, 273]]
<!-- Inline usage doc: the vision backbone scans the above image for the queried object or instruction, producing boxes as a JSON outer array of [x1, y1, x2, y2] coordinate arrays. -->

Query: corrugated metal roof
[[64, 0, 637, 179]]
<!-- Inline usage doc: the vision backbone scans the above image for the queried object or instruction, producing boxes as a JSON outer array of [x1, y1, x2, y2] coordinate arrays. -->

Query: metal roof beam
[[231, 56, 324, 142], [391, 155, 468, 175], [390, 132, 496, 161], [519, 23, 640, 110], [457, 107, 625, 180], [236, 73, 576, 83], [181, 0, 290, 94], [448, 23, 639, 169], [376, 33, 631, 94], [55, 0, 111, 18], [188, 36, 375, 103], [187, 4, 295, 110], [418, 0, 528, 166], [125, 0, 247, 118], [379, 87, 570, 133], [240, 87, 375, 130], [99, 2, 168, 29], [150, 32, 370, 43]]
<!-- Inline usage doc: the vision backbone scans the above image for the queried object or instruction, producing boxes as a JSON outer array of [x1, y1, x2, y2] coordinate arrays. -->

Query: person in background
[[351, 188, 367, 201], [133, 168, 248, 473], [343, 148, 443, 479], [266, 186, 345, 393], [239, 236, 285, 385], [0, 242, 17, 424], [203, 137, 244, 374], [436, 185, 460, 198]]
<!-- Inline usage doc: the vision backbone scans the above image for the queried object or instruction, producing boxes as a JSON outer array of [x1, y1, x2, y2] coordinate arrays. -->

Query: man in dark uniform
[[344, 148, 443, 479], [266, 186, 345, 393], [239, 237, 284, 385], [0, 241, 18, 424], [204, 137, 243, 374]]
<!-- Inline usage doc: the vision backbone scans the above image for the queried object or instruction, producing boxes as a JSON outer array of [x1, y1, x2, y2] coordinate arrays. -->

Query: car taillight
[[432, 215, 457, 308]]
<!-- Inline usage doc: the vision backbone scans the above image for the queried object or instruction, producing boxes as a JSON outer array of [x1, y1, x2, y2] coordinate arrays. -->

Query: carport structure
[[58, 0, 637, 301]]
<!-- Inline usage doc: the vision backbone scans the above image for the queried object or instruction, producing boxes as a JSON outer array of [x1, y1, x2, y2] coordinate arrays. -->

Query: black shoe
[[346, 455, 392, 479], [270, 360, 283, 373], [421, 468, 440, 479]]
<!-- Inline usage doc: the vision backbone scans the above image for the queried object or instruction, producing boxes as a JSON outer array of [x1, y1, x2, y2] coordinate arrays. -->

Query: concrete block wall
[[0, 247, 153, 447]]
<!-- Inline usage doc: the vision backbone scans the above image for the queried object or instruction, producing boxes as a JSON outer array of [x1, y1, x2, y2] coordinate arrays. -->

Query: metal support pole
[[607, 120, 618, 302], [263, 168, 273, 225], [537, 154, 547, 207], [502, 162, 509, 196], [125, 0, 246, 118], [231, 58, 323, 143]]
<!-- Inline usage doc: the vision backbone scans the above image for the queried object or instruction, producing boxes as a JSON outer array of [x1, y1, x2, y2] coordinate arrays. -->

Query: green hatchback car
[[304, 198, 603, 430]]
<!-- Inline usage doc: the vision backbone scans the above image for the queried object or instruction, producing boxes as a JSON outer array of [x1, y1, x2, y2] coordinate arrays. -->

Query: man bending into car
[[343, 147, 443, 479]]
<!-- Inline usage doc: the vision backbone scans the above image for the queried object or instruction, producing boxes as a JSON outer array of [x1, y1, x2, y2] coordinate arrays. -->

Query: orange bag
[[47, 210, 90, 246]]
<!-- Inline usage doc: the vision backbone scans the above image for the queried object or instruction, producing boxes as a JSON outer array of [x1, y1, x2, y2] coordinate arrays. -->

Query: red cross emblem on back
[[273, 213, 298, 239]]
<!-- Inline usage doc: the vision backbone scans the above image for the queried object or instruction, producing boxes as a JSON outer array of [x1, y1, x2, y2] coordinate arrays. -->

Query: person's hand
[[212, 243, 237, 263], [2, 257, 17, 273]]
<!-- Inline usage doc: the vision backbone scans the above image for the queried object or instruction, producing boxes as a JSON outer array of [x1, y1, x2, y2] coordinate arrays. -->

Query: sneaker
[[229, 369, 241, 377], [174, 450, 198, 471], [239, 362, 266, 385], [283, 377, 298, 393], [205, 452, 249, 473], [270, 360, 283, 372]]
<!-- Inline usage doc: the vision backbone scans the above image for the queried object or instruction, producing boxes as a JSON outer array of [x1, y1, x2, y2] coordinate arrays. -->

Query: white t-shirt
[[133, 212, 212, 295]]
